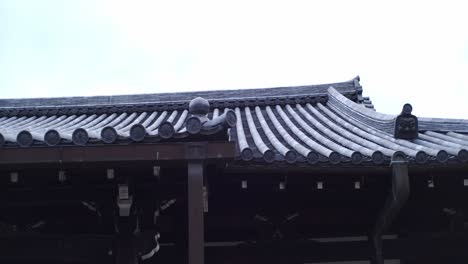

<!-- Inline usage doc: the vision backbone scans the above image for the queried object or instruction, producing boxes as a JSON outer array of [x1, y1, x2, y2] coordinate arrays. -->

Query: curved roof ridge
[[0, 78, 360, 109], [328, 86, 468, 133], [328, 86, 395, 121], [419, 116, 468, 133]]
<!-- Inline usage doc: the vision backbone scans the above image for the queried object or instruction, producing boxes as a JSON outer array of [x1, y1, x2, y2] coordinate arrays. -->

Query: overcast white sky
[[1, 1, 467, 118]]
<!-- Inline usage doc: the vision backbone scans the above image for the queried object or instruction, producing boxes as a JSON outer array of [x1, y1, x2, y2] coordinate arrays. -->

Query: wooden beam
[[0, 234, 113, 263], [0, 142, 235, 165], [154, 233, 468, 263], [1, 232, 467, 263]]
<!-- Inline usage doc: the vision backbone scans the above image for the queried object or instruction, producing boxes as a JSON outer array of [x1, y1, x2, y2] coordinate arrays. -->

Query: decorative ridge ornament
[[186, 97, 210, 134], [189, 97, 210, 115], [352, 76, 364, 103], [186, 97, 237, 135], [394, 104, 418, 139]]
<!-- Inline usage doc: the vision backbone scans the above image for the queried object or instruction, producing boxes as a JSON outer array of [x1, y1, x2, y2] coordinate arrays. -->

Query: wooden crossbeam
[[0, 142, 235, 165]]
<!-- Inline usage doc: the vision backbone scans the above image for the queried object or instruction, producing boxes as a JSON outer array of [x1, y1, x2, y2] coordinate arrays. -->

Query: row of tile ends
[[0, 97, 236, 147], [1, 96, 466, 166]]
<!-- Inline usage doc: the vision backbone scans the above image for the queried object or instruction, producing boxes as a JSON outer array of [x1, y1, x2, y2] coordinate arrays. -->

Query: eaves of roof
[[1, 76, 468, 167]]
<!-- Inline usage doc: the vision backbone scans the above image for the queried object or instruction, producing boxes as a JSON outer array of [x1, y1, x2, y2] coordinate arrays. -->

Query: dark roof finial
[[189, 97, 210, 115], [402, 103, 412, 115], [394, 103, 418, 140]]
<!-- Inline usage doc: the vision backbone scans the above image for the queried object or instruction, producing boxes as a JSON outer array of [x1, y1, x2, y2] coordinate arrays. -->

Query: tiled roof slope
[[1, 77, 468, 166], [0, 79, 359, 110]]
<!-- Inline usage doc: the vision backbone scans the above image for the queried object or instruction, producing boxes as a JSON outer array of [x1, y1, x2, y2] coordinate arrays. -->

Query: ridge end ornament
[[186, 97, 210, 134], [394, 103, 418, 139]]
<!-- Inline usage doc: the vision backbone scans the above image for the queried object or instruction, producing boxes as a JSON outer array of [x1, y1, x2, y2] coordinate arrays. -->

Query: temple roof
[[0, 79, 360, 109], [1, 76, 468, 166]]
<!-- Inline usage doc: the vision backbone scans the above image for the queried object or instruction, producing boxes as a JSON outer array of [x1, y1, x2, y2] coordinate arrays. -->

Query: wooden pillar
[[188, 161, 204, 264], [116, 233, 138, 264], [115, 178, 138, 264], [186, 143, 206, 264]]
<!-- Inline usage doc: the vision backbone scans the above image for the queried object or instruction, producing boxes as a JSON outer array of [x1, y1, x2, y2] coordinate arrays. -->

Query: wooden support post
[[371, 152, 410, 264], [188, 161, 204, 264], [115, 177, 138, 264], [116, 233, 138, 264], [186, 143, 206, 264]]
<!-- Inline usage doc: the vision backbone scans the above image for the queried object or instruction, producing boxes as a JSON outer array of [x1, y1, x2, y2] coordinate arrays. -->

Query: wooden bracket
[[185, 142, 207, 160]]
